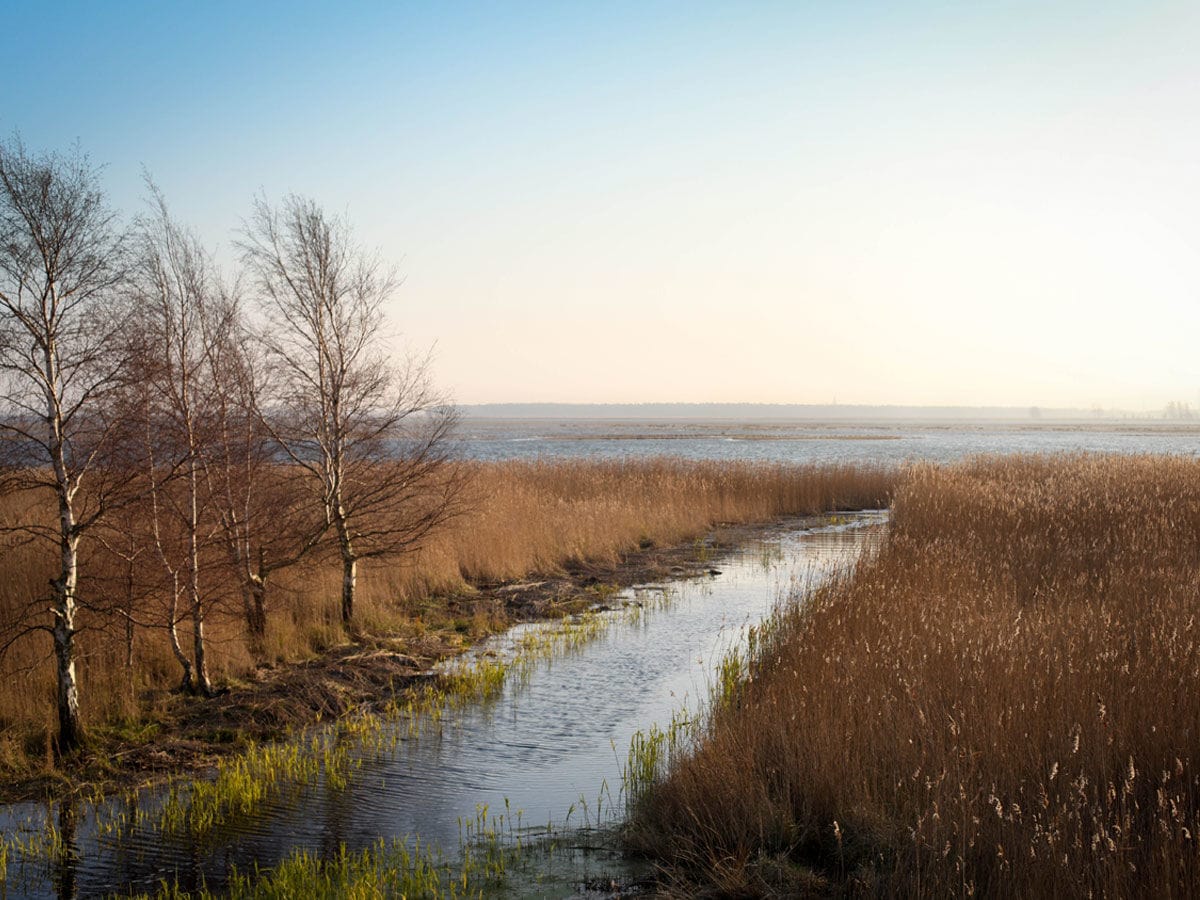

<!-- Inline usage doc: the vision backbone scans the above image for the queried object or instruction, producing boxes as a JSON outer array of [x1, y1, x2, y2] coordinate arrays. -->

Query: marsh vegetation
[[630, 454, 1200, 897]]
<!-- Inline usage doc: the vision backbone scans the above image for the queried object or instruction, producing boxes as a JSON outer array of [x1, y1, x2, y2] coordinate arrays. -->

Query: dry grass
[[0, 458, 894, 775], [630, 454, 1200, 897]]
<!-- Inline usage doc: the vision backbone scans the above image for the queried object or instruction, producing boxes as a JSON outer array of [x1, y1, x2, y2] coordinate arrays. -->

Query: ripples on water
[[1, 515, 885, 898]]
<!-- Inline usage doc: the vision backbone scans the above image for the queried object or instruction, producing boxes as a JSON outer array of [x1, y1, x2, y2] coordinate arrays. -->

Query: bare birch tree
[[126, 182, 236, 695], [202, 327, 327, 652], [239, 195, 461, 625], [0, 138, 128, 752]]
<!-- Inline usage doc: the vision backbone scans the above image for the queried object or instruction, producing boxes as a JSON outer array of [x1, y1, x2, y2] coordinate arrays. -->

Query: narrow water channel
[[1, 513, 886, 898]]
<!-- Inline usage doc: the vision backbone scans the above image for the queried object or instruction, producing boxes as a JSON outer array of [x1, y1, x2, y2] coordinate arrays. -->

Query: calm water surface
[[454, 418, 1200, 464], [1, 514, 885, 898]]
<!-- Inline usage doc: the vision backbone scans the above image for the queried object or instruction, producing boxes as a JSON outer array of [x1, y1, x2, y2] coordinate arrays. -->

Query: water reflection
[[52, 800, 77, 900]]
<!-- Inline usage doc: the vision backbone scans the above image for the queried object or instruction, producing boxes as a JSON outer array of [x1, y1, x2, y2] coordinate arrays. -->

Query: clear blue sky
[[4, 1, 1198, 408]]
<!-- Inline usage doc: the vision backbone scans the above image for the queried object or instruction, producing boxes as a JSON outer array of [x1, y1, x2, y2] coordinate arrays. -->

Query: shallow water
[[0, 514, 886, 898], [454, 418, 1200, 464]]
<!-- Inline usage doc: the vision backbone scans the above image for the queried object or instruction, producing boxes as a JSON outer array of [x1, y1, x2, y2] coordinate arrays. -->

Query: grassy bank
[[0, 458, 894, 782], [629, 455, 1200, 897]]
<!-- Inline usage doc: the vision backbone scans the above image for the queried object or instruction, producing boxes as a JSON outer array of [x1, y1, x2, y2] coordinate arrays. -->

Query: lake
[[453, 418, 1200, 465]]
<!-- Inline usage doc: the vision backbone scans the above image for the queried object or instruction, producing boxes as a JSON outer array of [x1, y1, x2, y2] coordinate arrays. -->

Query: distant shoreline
[[460, 402, 1192, 425], [458, 412, 1200, 434]]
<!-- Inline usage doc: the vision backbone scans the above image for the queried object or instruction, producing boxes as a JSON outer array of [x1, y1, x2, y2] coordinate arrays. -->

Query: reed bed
[[629, 454, 1200, 897], [0, 458, 894, 774], [411, 458, 894, 589]]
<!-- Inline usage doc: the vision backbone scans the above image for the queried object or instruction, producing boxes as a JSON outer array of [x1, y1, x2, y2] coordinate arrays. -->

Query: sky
[[2, 1, 1198, 410]]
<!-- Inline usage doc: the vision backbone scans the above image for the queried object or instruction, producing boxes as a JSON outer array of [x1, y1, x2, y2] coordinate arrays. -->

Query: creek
[[0, 512, 886, 898]]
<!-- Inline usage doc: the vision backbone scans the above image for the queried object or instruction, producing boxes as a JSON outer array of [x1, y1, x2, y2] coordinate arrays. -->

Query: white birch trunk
[[48, 343, 84, 752]]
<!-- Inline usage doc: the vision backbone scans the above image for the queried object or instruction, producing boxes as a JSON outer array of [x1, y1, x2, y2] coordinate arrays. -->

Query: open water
[[453, 418, 1200, 464]]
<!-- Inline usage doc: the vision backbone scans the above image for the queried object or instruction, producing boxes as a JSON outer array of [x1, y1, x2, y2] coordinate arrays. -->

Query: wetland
[[1, 512, 886, 897]]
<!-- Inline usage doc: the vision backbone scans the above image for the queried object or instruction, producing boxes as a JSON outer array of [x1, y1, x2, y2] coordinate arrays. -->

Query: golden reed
[[631, 454, 1200, 898]]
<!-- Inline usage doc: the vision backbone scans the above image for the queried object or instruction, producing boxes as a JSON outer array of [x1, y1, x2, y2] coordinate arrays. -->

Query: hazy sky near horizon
[[3, 1, 1198, 409]]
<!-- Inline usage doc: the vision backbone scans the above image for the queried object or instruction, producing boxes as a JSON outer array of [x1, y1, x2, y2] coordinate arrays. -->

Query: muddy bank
[[0, 516, 800, 806]]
